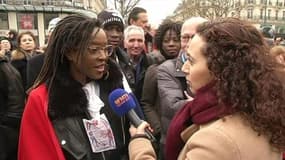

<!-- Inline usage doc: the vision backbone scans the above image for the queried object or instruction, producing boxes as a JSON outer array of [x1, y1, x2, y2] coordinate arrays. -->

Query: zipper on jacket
[[101, 152, 106, 160]]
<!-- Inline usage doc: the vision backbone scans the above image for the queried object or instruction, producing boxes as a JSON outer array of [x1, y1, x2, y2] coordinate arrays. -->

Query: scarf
[[165, 82, 232, 160]]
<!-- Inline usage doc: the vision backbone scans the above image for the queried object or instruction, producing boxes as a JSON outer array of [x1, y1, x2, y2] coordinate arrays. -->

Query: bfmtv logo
[[114, 93, 129, 107]]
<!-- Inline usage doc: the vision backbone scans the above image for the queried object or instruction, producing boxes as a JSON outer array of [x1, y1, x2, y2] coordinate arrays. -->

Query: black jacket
[[0, 57, 25, 128], [48, 59, 130, 160], [26, 53, 45, 90], [110, 47, 135, 91], [110, 47, 146, 119], [0, 56, 25, 160]]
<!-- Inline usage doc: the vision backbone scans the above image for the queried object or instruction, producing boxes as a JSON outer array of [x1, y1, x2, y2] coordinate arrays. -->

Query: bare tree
[[108, 0, 141, 18], [171, 0, 244, 21]]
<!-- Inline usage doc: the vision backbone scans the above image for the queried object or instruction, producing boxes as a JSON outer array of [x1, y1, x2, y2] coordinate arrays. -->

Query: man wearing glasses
[[180, 17, 208, 52], [157, 17, 207, 160]]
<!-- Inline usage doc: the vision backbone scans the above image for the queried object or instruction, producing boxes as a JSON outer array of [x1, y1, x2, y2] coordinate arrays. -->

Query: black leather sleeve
[[0, 62, 25, 128]]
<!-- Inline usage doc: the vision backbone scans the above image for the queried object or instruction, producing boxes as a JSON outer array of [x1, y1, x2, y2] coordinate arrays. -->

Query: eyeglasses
[[181, 51, 188, 64], [180, 34, 195, 41], [87, 45, 113, 56]]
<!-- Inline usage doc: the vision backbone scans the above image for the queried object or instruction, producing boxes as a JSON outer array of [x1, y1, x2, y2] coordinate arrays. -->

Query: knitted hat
[[97, 9, 125, 30]]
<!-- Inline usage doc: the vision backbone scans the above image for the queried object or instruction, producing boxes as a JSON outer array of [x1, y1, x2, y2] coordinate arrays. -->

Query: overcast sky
[[137, 0, 181, 26], [107, 0, 181, 26]]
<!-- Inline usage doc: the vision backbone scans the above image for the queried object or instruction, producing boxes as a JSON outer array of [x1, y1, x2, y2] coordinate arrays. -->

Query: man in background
[[0, 37, 12, 61], [6, 30, 18, 50], [180, 17, 208, 52], [157, 17, 207, 160], [128, 7, 154, 53], [97, 8, 135, 91], [98, 9, 145, 119]]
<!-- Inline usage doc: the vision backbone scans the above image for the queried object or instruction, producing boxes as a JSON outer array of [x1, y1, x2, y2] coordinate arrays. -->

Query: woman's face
[[19, 34, 35, 52], [68, 28, 109, 84], [0, 39, 11, 51], [162, 30, 180, 58], [182, 35, 213, 94]]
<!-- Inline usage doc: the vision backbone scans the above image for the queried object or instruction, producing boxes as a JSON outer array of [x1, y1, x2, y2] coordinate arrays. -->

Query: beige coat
[[129, 114, 282, 160]]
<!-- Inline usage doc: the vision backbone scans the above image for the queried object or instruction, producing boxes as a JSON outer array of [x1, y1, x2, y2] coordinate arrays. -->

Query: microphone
[[108, 88, 156, 142]]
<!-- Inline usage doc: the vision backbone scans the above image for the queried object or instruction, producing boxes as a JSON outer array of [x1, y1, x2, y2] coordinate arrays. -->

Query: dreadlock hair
[[33, 14, 101, 91], [155, 20, 182, 59]]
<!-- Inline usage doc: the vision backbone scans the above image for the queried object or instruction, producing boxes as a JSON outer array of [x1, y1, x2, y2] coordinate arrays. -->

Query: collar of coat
[[48, 59, 123, 120]]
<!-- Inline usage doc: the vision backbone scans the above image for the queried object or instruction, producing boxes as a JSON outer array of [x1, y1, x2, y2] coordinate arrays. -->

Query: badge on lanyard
[[83, 114, 116, 153]]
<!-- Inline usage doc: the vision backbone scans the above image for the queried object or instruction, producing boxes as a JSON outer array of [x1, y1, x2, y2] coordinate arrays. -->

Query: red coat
[[18, 84, 65, 160]]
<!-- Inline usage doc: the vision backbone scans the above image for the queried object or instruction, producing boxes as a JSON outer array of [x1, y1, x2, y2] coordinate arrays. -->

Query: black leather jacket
[[110, 47, 135, 92], [0, 56, 25, 159], [49, 60, 130, 160], [0, 57, 25, 128]]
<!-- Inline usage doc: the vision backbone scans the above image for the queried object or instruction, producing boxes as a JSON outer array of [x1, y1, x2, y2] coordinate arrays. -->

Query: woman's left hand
[[129, 121, 153, 137]]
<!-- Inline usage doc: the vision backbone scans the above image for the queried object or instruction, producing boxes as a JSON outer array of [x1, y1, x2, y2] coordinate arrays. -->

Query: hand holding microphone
[[129, 121, 153, 137], [108, 89, 156, 142]]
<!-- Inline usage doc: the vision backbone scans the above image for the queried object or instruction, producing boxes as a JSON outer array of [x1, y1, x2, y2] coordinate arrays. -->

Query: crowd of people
[[0, 6, 285, 160]]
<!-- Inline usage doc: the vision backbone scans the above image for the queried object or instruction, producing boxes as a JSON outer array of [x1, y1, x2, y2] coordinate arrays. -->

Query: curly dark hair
[[196, 17, 285, 150], [155, 20, 182, 59]]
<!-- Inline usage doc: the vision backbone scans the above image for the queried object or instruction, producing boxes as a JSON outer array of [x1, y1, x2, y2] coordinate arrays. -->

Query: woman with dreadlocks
[[19, 14, 130, 160]]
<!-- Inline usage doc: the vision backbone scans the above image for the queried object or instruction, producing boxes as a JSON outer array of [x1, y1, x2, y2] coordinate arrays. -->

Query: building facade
[[0, 0, 106, 46], [234, 0, 285, 32], [171, 0, 285, 33]]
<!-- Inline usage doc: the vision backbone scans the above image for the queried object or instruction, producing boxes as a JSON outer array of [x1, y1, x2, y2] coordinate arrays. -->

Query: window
[[0, 0, 7, 4], [260, 9, 263, 19], [275, 10, 278, 20], [24, 0, 32, 5], [268, 9, 271, 20], [45, 0, 53, 5], [276, 0, 283, 6], [17, 13, 38, 29], [44, 13, 58, 30], [0, 12, 9, 29], [247, 8, 253, 19], [283, 11, 285, 20], [248, 0, 253, 3]]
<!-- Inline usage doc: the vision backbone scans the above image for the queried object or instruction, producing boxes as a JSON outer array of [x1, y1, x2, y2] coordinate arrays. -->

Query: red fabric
[[165, 82, 231, 160], [18, 84, 65, 160]]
